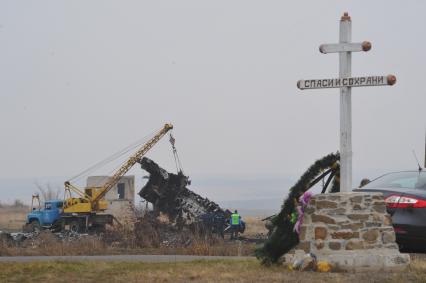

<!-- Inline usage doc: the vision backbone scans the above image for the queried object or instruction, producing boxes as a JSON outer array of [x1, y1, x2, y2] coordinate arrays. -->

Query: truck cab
[[25, 200, 63, 232]]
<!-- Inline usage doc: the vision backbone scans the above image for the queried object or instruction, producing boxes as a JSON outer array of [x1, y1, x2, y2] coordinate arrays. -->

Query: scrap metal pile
[[0, 230, 89, 247], [138, 157, 232, 233]]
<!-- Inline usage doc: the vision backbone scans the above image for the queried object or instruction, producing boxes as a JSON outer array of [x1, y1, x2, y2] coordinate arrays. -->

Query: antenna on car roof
[[412, 150, 422, 172]]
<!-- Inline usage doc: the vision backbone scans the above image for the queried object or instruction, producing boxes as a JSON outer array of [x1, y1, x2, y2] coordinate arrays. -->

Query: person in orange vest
[[230, 210, 241, 239]]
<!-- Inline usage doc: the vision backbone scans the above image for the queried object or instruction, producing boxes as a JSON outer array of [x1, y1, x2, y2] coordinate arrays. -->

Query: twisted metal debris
[[138, 157, 231, 229]]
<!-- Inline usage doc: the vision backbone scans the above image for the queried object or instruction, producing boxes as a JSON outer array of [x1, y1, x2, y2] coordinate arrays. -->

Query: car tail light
[[393, 226, 407, 234], [385, 194, 426, 208]]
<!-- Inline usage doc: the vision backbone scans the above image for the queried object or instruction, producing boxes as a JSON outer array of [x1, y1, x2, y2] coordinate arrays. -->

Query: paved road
[[0, 255, 255, 263]]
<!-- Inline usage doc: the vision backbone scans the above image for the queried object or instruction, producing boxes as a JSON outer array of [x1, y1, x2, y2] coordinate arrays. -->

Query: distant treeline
[[0, 199, 27, 209]]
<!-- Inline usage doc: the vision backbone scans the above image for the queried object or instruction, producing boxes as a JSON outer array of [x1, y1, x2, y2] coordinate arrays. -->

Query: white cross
[[297, 12, 396, 193]]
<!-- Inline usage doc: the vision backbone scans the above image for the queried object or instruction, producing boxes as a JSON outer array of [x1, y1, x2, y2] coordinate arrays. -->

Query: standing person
[[230, 210, 241, 239]]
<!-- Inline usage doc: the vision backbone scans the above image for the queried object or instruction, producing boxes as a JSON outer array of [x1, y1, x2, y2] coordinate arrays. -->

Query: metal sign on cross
[[297, 12, 397, 193]]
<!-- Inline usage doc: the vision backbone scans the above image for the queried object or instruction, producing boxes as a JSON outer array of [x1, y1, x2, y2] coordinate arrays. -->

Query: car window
[[45, 203, 52, 210], [363, 172, 426, 190], [57, 202, 63, 208], [415, 175, 426, 189], [390, 177, 417, 188]]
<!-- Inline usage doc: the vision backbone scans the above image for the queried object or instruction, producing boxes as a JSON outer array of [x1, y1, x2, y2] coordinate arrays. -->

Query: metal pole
[[339, 12, 352, 192]]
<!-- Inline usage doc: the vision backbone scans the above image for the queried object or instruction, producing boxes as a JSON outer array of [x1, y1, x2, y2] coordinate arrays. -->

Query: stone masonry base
[[285, 192, 410, 271]]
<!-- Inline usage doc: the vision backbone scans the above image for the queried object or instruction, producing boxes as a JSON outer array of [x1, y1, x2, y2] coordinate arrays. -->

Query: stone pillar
[[286, 192, 410, 272]]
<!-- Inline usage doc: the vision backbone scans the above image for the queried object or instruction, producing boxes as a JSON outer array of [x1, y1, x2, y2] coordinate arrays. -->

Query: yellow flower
[[316, 261, 332, 272]]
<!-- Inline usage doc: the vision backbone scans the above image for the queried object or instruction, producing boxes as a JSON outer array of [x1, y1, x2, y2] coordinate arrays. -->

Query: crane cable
[[169, 132, 184, 175], [67, 129, 158, 183]]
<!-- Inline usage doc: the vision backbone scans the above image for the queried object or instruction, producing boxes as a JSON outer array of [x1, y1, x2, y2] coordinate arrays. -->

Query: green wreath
[[256, 152, 340, 265]]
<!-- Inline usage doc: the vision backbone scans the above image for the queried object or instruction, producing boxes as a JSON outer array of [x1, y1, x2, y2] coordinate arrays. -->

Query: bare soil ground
[[0, 257, 425, 283]]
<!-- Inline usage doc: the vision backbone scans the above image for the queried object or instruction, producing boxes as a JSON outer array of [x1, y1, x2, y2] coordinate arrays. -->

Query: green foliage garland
[[256, 152, 340, 265]]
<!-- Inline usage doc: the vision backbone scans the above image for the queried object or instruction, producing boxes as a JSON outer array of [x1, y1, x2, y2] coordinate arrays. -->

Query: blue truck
[[24, 199, 63, 232], [23, 196, 113, 233]]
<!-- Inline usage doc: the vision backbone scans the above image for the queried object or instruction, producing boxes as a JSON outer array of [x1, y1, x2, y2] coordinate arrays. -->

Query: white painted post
[[296, 12, 396, 193], [339, 13, 352, 193]]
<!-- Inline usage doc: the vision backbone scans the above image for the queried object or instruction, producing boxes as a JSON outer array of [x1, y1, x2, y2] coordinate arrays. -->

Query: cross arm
[[319, 41, 371, 54]]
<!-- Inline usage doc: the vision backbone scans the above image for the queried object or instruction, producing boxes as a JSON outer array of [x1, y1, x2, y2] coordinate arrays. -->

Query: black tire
[[69, 220, 81, 233], [30, 220, 41, 233], [51, 220, 62, 233]]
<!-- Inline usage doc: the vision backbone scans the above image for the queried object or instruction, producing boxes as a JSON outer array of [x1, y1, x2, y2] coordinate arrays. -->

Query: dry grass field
[[0, 213, 266, 257], [0, 230, 256, 257], [0, 207, 28, 232], [243, 216, 268, 238], [1, 257, 426, 283]]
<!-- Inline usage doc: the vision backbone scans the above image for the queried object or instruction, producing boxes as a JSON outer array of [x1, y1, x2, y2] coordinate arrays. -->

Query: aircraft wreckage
[[137, 157, 244, 235]]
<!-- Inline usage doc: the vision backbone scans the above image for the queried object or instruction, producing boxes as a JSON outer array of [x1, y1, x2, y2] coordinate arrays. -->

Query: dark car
[[354, 170, 426, 251]]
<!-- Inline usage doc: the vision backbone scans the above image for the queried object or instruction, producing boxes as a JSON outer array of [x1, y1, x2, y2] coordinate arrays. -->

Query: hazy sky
[[1, 1, 425, 184]]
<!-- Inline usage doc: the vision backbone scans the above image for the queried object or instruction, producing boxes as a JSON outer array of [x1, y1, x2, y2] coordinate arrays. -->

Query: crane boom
[[63, 123, 173, 213], [92, 123, 173, 205]]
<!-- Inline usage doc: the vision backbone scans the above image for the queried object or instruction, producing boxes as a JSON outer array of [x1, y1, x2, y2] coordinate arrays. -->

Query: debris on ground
[[291, 252, 317, 271], [0, 231, 13, 245], [5, 230, 90, 246], [287, 251, 335, 272], [132, 213, 195, 248], [138, 157, 241, 236]]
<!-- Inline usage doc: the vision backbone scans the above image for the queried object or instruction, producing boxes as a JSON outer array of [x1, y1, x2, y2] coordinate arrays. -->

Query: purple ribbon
[[294, 191, 313, 234]]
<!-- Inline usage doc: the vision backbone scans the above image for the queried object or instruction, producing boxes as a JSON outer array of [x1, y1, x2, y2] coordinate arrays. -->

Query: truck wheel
[[30, 220, 41, 233], [69, 220, 80, 233], [51, 220, 62, 233]]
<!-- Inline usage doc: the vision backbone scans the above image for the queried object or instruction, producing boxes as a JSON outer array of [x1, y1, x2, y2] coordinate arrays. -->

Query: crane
[[63, 123, 173, 214], [25, 123, 174, 233]]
